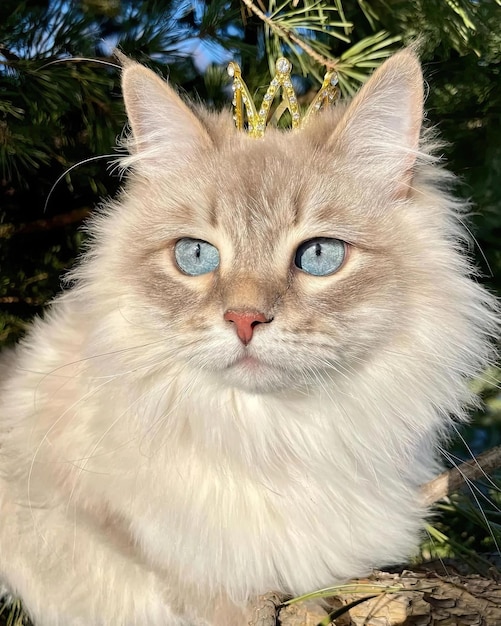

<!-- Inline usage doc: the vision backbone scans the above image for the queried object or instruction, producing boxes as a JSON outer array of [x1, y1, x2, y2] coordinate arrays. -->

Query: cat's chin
[[218, 355, 300, 394]]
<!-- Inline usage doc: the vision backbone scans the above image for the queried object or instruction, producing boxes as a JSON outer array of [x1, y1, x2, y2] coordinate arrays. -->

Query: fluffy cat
[[0, 49, 497, 625]]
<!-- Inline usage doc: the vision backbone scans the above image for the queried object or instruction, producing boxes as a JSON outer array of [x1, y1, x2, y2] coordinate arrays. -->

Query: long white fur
[[0, 50, 498, 625]]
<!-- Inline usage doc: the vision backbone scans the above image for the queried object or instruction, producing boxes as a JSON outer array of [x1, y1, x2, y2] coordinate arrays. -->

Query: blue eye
[[174, 238, 220, 276], [294, 238, 346, 276]]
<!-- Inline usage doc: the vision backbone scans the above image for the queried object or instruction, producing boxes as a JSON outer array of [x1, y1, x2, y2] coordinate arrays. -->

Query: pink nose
[[224, 310, 271, 345]]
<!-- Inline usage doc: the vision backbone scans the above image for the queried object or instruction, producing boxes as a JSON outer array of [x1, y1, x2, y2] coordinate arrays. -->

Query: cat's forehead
[[197, 110, 361, 239], [134, 106, 381, 251], [212, 140, 305, 226]]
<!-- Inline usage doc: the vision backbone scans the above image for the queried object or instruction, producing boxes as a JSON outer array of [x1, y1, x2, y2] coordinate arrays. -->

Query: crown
[[227, 57, 340, 138]]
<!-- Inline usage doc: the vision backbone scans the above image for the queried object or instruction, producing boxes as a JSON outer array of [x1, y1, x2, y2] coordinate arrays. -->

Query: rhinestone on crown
[[227, 57, 340, 139]]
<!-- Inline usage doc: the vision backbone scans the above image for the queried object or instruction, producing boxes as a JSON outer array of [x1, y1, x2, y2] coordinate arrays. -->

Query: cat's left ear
[[121, 63, 211, 173], [329, 49, 424, 199]]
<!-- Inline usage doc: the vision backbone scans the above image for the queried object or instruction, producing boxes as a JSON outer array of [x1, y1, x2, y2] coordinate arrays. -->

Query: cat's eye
[[294, 238, 346, 276], [174, 238, 220, 276]]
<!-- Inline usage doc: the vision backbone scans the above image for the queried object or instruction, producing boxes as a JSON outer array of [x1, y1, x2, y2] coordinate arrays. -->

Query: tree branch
[[421, 445, 501, 506], [239, 0, 338, 69], [0, 207, 90, 239]]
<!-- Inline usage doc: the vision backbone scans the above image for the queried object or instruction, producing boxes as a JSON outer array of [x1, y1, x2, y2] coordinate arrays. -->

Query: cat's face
[[97, 52, 431, 394]]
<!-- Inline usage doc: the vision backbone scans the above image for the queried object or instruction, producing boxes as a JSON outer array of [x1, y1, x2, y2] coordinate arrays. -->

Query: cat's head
[[81, 51, 484, 396]]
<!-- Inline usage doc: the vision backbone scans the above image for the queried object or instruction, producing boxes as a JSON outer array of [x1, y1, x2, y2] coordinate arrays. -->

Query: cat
[[0, 48, 498, 626]]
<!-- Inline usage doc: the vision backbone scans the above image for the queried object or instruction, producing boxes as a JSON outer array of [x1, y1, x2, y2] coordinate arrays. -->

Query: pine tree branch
[[421, 445, 501, 506], [0, 207, 90, 239], [0, 45, 19, 61], [239, 0, 338, 69]]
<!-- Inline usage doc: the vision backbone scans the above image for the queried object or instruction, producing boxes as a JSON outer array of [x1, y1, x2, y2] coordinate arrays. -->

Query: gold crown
[[227, 57, 340, 138]]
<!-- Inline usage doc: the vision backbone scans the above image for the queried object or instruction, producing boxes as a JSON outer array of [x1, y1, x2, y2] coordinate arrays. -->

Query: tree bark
[[250, 568, 501, 625]]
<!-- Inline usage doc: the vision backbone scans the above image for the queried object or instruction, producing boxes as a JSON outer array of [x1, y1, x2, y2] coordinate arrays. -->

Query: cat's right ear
[[327, 49, 424, 199], [121, 63, 211, 173]]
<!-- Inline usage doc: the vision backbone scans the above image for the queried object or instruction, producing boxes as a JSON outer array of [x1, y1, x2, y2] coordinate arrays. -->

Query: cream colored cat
[[0, 50, 497, 625]]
